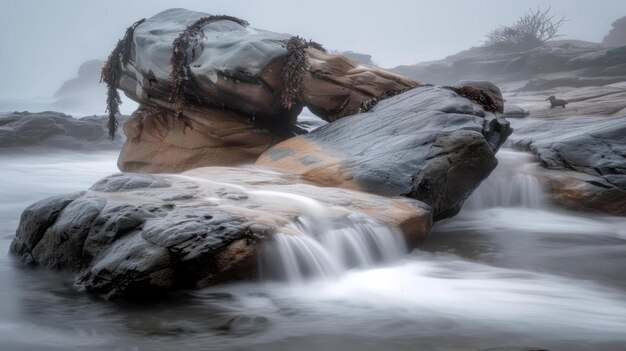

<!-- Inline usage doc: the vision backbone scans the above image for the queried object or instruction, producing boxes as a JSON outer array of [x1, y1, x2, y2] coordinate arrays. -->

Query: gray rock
[[0, 111, 127, 150], [257, 85, 511, 220], [504, 84, 626, 118], [503, 104, 529, 118], [10, 170, 431, 299], [516, 76, 626, 92], [91, 173, 171, 192], [509, 116, 626, 215], [391, 45, 626, 89], [9, 191, 85, 265], [119, 8, 292, 120], [53, 60, 105, 100], [112, 8, 416, 141]]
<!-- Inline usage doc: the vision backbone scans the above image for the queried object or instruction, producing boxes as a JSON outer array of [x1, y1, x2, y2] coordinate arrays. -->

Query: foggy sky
[[1, 0, 625, 98]]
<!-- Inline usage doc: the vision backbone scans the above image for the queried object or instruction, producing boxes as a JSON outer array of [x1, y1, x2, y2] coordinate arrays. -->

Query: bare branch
[[484, 7, 567, 51]]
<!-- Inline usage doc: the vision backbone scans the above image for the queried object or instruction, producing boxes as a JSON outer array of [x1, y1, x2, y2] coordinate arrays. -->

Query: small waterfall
[[175, 172, 408, 283], [260, 214, 407, 282], [463, 149, 546, 210]]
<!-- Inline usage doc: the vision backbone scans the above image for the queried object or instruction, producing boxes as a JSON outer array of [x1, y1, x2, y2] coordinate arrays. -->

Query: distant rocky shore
[[0, 111, 127, 150]]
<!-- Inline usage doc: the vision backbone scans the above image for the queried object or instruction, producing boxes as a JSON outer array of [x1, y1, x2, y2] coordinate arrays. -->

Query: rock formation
[[50, 59, 137, 116], [509, 116, 626, 215], [391, 45, 626, 89], [257, 83, 511, 220], [9, 9, 513, 298], [0, 111, 127, 150], [10, 169, 431, 298], [108, 9, 417, 173], [53, 60, 105, 100]]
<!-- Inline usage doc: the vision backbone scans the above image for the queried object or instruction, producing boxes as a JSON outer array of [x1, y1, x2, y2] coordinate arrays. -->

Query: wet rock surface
[[257, 85, 511, 220], [0, 111, 127, 150], [505, 84, 626, 118], [509, 116, 626, 215], [10, 170, 431, 298], [111, 9, 416, 172]]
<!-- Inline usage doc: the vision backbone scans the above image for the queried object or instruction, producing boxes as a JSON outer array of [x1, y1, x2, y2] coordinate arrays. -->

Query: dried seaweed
[[307, 40, 327, 53], [359, 88, 414, 113], [280, 36, 325, 110], [101, 18, 145, 140], [169, 15, 249, 119], [449, 86, 503, 113]]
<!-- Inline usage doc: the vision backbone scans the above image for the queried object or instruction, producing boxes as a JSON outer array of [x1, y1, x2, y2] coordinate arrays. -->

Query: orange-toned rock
[[118, 104, 282, 173], [108, 9, 418, 173], [301, 48, 418, 120]]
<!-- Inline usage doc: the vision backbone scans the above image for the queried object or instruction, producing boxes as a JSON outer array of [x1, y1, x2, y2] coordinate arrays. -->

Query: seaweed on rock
[[448, 85, 503, 113], [169, 15, 250, 119], [280, 37, 325, 110], [101, 18, 145, 140]]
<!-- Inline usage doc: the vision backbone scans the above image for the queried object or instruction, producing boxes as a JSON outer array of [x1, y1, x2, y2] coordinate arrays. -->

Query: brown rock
[[540, 168, 626, 216], [118, 104, 282, 173], [302, 48, 419, 121]]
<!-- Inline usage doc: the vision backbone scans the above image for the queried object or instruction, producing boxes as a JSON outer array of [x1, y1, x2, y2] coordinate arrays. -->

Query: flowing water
[[1, 149, 625, 351]]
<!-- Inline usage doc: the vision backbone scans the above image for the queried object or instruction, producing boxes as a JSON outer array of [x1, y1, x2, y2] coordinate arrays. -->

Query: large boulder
[[0, 111, 127, 150], [508, 116, 626, 215], [256, 84, 511, 220], [109, 8, 416, 172], [10, 169, 431, 298]]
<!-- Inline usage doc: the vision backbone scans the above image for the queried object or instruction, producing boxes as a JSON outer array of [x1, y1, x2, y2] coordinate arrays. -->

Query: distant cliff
[[390, 43, 626, 91]]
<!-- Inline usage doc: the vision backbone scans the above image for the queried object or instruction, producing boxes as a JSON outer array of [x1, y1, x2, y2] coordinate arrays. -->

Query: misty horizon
[[1, 0, 626, 98]]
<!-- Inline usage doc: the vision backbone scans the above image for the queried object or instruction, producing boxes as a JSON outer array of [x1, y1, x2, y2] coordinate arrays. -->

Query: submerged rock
[[10, 169, 431, 298], [0, 111, 127, 150], [257, 84, 511, 220], [509, 116, 626, 215]]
